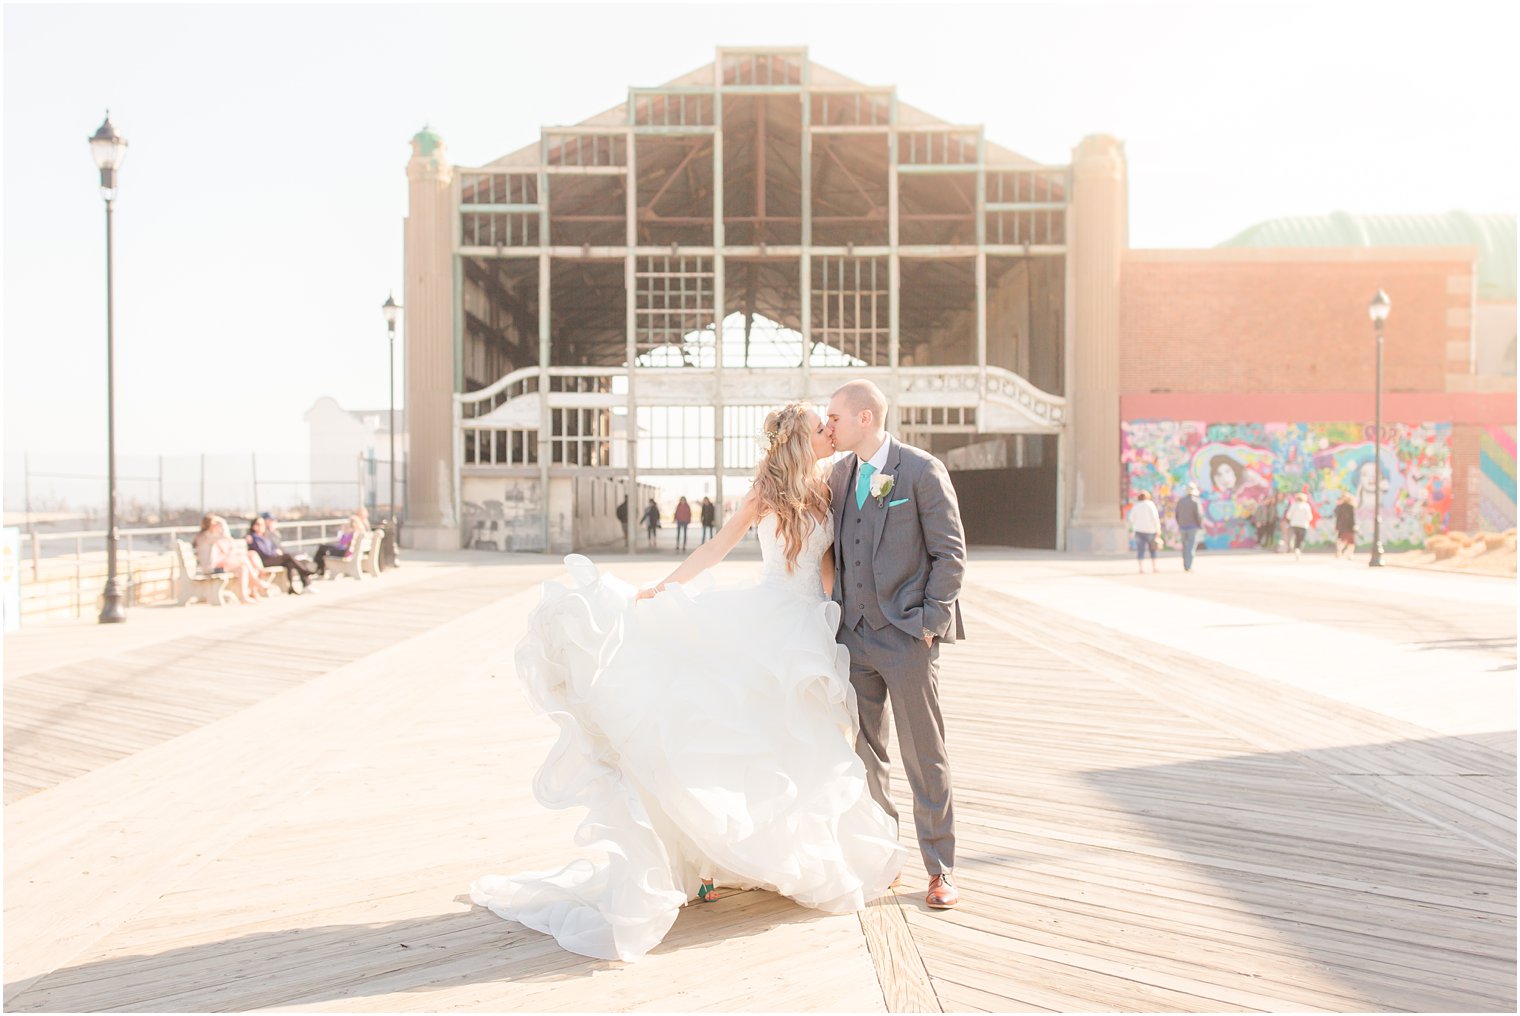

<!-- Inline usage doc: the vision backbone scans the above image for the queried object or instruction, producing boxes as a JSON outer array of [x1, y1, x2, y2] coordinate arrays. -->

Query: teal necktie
[[855, 462, 876, 510]]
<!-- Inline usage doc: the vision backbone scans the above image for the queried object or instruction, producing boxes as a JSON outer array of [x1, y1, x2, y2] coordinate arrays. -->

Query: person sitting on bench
[[247, 514, 315, 594], [313, 517, 359, 577]]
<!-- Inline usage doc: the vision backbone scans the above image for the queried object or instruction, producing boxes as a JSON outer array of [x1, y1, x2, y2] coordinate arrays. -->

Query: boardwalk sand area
[[4, 549, 1515, 1012]]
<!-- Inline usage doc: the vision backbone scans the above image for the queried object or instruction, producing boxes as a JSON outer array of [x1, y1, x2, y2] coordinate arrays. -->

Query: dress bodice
[[757, 511, 832, 602]]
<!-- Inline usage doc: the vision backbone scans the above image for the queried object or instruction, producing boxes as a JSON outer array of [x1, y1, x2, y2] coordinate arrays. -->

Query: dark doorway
[[951, 463, 1058, 549]]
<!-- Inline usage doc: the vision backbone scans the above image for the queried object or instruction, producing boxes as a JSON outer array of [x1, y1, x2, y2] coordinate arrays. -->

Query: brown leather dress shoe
[[926, 873, 959, 909]]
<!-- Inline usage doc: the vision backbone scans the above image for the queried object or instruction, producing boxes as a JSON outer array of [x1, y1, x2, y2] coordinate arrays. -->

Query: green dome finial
[[411, 124, 442, 157]]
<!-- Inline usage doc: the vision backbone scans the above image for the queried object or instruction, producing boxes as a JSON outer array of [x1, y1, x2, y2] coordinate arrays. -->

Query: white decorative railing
[[455, 363, 1066, 467], [459, 365, 630, 421], [978, 366, 1067, 430]]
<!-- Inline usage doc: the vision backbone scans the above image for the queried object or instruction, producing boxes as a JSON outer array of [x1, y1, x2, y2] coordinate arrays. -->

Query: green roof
[[1219, 211, 1516, 301], [411, 125, 442, 157]]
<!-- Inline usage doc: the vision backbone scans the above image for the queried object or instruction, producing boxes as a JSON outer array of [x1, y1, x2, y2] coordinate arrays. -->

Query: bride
[[470, 401, 906, 961]]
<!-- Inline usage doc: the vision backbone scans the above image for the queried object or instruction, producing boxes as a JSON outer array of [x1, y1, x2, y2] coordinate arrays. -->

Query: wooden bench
[[363, 529, 385, 578], [250, 546, 305, 594], [174, 540, 232, 607], [245, 548, 282, 594], [327, 532, 372, 581]]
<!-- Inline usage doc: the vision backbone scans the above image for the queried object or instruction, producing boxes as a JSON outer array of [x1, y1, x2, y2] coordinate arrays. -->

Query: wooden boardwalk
[[4, 553, 1514, 1012]]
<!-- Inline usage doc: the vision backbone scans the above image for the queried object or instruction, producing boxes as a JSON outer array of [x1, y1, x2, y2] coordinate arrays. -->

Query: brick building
[[1121, 216, 1515, 550], [397, 47, 1514, 553]]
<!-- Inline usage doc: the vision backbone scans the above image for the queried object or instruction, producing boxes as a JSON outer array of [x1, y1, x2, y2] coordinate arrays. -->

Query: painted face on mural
[[1210, 457, 1240, 492], [1356, 460, 1381, 507], [1357, 461, 1377, 491]]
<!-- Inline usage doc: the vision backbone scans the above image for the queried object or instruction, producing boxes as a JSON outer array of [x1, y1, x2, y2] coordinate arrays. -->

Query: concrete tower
[[1065, 134, 1129, 552], [402, 126, 456, 550]]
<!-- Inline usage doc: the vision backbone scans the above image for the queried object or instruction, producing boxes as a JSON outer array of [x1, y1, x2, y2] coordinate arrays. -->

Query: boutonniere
[[869, 472, 895, 506]]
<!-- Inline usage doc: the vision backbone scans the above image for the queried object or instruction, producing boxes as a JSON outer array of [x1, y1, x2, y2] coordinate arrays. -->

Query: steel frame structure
[[449, 47, 1071, 550]]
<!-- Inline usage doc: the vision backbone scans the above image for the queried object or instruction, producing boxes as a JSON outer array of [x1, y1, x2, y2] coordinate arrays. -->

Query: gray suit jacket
[[830, 436, 967, 644]]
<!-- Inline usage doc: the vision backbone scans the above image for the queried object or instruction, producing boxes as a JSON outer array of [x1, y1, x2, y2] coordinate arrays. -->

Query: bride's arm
[[820, 544, 835, 598], [639, 490, 761, 597]]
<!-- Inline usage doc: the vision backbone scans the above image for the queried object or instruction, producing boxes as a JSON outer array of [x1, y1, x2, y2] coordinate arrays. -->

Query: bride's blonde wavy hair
[[752, 401, 830, 573]]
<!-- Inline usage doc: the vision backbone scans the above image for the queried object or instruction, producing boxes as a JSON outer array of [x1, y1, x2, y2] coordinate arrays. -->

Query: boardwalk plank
[[5, 555, 1515, 1012]]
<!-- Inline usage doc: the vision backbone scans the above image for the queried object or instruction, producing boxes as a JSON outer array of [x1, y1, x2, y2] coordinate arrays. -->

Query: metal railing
[[15, 517, 352, 623]]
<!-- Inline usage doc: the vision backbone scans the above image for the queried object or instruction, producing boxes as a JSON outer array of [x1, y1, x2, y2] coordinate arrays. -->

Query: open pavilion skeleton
[[402, 47, 1130, 553]]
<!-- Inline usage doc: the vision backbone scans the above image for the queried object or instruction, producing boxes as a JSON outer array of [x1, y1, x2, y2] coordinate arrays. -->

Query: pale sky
[[4, 1, 1517, 499]]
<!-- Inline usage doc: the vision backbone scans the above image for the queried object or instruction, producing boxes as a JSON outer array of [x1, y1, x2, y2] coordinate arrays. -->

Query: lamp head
[[381, 291, 401, 328], [88, 112, 128, 199], [1368, 289, 1391, 328]]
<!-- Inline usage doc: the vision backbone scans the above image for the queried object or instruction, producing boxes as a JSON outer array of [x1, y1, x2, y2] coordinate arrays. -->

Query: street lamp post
[[90, 113, 128, 623], [1368, 289, 1390, 568], [381, 291, 402, 567]]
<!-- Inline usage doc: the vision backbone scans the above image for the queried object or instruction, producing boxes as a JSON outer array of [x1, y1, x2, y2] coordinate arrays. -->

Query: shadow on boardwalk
[[1078, 734, 1517, 1013], [5, 890, 826, 1012]]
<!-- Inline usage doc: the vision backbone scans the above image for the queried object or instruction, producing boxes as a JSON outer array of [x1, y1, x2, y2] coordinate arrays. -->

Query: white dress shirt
[[858, 433, 893, 473]]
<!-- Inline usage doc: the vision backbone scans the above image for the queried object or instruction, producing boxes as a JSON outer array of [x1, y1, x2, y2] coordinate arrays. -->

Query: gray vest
[[840, 467, 890, 632]]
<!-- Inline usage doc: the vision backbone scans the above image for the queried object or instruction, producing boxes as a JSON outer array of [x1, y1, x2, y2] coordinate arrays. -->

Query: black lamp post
[[90, 113, 128, 623], [1368, 288, 1390, 568], [381, 291, 402, 566]]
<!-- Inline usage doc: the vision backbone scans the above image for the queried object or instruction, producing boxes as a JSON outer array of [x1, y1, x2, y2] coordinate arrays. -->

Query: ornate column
[[402, 127, 457, 550], [1065, 134, 1129, 553]]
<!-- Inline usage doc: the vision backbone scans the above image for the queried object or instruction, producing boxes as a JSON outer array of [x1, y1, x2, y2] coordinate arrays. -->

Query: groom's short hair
[[833, 379, 889, 427]]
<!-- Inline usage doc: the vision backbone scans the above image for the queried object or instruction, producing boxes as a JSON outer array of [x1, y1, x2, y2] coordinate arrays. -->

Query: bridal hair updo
[[752, 401, 830, 573]]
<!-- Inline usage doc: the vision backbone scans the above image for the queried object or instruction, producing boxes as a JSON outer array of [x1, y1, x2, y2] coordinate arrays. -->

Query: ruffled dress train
[[470, 514, 905, 961]]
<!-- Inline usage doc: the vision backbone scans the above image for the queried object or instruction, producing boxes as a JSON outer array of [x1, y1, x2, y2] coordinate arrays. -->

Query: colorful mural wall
[[1121, 421, 1452, 550], [1476, 425, 1517, 531]]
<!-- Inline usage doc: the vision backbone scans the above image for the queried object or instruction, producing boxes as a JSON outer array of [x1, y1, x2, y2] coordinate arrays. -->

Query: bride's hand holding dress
[[635, 487, 762, 600]]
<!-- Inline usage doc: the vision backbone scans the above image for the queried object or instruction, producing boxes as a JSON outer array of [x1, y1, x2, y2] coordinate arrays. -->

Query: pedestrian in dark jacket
[[1174, 484, 1205, 572], [640, 499, 661, 548], [1334, 493, 1357, 559], [699, 496, 717, 544]]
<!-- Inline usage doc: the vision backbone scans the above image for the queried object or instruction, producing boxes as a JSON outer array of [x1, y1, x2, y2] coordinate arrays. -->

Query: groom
[[825, 379, 967, 910]]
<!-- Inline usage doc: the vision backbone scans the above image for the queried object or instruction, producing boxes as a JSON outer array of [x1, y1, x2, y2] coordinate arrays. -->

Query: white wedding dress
[[470, 510, 906, 961]]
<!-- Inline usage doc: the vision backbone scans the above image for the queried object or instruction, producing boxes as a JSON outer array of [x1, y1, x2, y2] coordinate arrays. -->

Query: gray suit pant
[[840, 618, 956, 875]]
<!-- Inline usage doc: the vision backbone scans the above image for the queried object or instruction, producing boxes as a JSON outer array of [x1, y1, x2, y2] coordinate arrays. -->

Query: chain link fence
[[6, 451, 406, 533]]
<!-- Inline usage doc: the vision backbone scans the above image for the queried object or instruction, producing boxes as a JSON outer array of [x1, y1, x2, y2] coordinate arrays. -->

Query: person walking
[[1174, 483, 1205, 572], [672, 496, 692, 552], [1258, 492, 1282, 550], [699, 496, 716, 544], [1333, 493, 1357, 559], [1128, 491, 1161, 574], [639, 498, 661, 549], [1253, 499, 1274, 549], [1285, 492, 1313, 560]]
